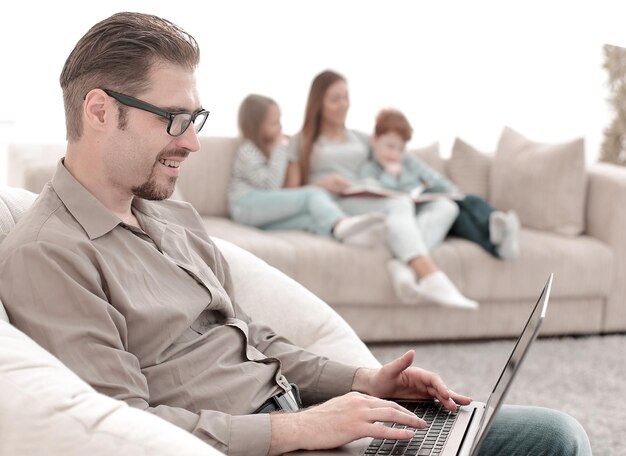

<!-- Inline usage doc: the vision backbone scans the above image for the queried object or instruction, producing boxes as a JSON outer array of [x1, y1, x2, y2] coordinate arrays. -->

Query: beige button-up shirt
[[0, 161, 358, 455]]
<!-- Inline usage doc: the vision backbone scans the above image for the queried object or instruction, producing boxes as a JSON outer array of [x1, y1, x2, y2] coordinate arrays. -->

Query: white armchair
[[0, 186, 380, 455]]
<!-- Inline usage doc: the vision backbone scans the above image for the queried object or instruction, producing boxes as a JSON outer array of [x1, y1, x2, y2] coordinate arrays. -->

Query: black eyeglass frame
[[103, 89, 209, 137]]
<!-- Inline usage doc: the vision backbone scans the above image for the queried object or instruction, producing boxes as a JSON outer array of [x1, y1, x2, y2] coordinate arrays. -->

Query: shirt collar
[[52, 159, 175, 243], [52, 159, 125, 240]]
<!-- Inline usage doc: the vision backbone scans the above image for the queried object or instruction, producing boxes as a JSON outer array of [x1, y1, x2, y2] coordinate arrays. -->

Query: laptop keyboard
[[365, 401, 458, 456]]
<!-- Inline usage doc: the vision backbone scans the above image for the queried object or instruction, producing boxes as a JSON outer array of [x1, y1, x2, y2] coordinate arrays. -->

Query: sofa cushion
[[176, 136, 241, 217], [0, 186, 38, 243], [0, 315, 220, 455], [490, 127, 586, 235], [7, 143, 66, 192], [0, 187, 39, 322], [209, 223, 612, 309], [202, 216, 298, 274], [435, 229, 613, 301], [447, 138, 492, 200], [278, 230, 396, 305]]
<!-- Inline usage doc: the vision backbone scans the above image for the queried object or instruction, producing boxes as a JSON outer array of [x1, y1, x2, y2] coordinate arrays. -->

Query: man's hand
[[269, 392, 427, 455], [352, 350, 472, 412]]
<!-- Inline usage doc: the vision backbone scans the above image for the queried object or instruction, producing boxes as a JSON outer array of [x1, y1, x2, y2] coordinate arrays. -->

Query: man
[[0, 12, 590, 456]]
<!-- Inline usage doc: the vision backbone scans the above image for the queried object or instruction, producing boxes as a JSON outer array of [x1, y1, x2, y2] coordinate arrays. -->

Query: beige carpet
[[368, 334, 625, 456]]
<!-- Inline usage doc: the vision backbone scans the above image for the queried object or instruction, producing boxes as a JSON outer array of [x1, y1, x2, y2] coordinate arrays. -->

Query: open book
[[340, 184, 406, 198], [412, 192, 465, 203], [341, 183, 464, 203]]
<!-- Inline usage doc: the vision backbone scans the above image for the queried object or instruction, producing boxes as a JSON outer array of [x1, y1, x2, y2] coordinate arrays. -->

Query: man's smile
[[159, 158, 182, 168]]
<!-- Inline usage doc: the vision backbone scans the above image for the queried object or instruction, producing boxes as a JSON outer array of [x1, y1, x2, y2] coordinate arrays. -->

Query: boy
[[362, 109, 520, 260]]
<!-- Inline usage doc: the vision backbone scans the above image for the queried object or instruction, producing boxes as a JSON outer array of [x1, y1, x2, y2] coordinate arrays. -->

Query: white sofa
[[9, 126, 626, 342], [0, 186, 380, 455]]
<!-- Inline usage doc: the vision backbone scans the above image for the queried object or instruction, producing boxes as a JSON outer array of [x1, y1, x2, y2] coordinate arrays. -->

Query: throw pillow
[[490, 126, 586, 236], [447, 138, 493, 200], [408, 142, 446, 176]]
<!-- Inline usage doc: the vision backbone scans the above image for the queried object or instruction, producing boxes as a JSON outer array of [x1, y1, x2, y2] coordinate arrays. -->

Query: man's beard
[[132, 171, 176, 201], [131, 149, 188, 201]]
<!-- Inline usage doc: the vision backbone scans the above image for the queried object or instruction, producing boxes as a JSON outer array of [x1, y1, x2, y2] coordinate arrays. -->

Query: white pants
[[337, 195, 458, 262]]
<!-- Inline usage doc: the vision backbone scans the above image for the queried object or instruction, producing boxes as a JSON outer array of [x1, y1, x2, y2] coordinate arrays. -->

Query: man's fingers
[[363, 396, 419, 418], [449, 390, 473, 406], [383, 350, 415, 377], [425, 385, 472, 411], [365, 423, 416, 441], [435, 391, 471, 412], [365, 406, 427, 428], [358, 396, 427, 429]]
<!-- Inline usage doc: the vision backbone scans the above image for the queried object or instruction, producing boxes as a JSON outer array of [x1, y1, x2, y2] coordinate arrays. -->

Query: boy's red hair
[[374, 109, 413, 142]]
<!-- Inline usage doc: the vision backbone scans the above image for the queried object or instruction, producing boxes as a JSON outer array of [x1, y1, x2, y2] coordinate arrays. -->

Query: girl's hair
[[60, 12, 200, 142], [298, 70, 346, 184], [374, 109, 413, 142], [238, 94, 277, 157]]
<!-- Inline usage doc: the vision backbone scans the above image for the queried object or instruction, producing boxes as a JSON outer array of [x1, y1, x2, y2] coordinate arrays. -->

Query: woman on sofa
[[228, 93, 387, 248], [285, 70, 477, 310]]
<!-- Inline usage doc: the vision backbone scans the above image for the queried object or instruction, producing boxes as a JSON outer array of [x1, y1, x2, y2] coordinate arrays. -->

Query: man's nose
[[174, 124, 201, 153]]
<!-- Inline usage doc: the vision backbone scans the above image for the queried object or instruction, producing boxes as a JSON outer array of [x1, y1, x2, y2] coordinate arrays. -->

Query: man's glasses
[[103, 89, 209, 137]]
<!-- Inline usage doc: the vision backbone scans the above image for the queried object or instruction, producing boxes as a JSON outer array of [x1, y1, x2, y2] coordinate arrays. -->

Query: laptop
[[288, 274, 553, 456]]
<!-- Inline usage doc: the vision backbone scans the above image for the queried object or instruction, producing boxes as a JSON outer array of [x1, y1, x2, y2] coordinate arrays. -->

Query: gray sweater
[[228, 140, 289, 205]]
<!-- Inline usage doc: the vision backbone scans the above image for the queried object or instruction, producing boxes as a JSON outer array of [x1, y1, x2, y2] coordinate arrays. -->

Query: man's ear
[[83, 89, 109, 133]]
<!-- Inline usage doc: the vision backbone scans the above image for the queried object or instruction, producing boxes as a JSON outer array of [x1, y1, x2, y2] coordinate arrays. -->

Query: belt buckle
[[273, 388, 299, 412], [254, 383, 301, 414]]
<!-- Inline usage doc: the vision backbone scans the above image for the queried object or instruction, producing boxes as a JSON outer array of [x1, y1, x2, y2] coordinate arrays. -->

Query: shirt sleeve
[[360, 160, 408, 192], [0, 241, 273, 456], [211, 241, 359, 405], [359, 160, 382, 180], [406, 157, 460, 193]]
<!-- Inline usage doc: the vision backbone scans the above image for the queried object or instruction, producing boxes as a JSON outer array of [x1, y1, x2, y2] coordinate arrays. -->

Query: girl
[[285, 72, 477, 309], [228, 94, 387, 247], [364, 108, 520, 260]]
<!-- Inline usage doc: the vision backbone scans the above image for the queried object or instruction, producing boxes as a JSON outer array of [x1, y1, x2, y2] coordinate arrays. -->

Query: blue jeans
[[229, 188, 343, 237], [478, 405, 591, 456], [450, 195, 498, 257]]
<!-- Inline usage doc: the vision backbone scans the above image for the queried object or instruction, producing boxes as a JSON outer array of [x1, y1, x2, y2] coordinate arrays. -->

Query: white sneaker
[[334, 213, 387, 248], [496, 211, 520, 260], [418, 271, 479, 310], [387, 260, 422, 304]]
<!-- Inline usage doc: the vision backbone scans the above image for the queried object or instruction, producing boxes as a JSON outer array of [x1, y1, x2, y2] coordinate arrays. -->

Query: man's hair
[[298, 69, 346, 184], [374, 109, 413, 142], [238, 94, 277, 157], [60, 12, 200, 142]]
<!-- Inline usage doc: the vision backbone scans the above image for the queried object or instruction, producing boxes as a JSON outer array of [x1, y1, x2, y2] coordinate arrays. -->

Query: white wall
[[1, 1, 624, 186]]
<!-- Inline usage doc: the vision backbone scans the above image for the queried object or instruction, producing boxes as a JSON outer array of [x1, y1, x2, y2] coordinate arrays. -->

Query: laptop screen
[[471, 274, 552, 454]]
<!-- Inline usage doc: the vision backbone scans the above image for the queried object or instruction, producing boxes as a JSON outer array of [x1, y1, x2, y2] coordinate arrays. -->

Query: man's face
[[371, 132, 406, 166], [104, 64, 203, 200]]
